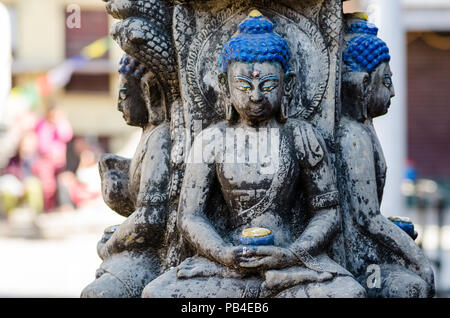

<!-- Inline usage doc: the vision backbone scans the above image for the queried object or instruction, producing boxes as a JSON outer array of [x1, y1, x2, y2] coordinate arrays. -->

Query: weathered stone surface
[[82, 1, 435, 298]]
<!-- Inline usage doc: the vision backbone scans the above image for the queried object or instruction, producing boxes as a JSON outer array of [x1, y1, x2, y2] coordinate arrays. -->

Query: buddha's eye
[[383, 75, 392, 88], [119, 88, 128, 101], [260, 78, 278, 92], [261, 83, 277, 92], [236, 83, 251, 91]]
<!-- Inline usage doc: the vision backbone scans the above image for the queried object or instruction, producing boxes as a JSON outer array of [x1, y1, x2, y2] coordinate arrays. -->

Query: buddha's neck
[[142, 123, 157, 134], [341, 100, 367, 123], [240, 117, 279, 129]]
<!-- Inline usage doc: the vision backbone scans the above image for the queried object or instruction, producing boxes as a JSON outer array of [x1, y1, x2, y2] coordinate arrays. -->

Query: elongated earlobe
[[284, 71, 296, 94], [218, 72, 235, 122], [361, 73, 370, 120], [141, 74, 166, 125], [278, 71, 296, 123], [218, 73, 227, 87], [225, 103, 236, 122], [279, 96, 289, 123], [342, 71, 370, 122]]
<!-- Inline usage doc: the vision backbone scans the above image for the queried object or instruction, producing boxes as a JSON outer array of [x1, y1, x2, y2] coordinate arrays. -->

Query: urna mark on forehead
[[219, 10, 291, 75], [229, 61, 283, 81]]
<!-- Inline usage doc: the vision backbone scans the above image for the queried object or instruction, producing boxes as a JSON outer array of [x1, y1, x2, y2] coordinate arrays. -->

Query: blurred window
[[65, 10, 109, 58], [407, 31, 450, 178], [65, 74, 110, 93], [65, 9, 110, 93]]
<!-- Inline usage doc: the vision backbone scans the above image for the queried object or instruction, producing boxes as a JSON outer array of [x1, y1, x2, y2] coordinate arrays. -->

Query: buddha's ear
[[362, 72, 370, 94], [343, 71, 369, 95], [140, 73, 166, 124], [218, 72, 236, 122], [342, 71, 370, 121], [277, 71, 296, 124], [284, 70, 296, 96], [140, 73, 154, 113], [218, 73, 230, 96]]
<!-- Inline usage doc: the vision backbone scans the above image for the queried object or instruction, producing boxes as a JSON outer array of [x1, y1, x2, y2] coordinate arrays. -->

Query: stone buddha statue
[[336, 14, 435, 297], [81, 54, 171, 298], [141, 11, 365, 298]]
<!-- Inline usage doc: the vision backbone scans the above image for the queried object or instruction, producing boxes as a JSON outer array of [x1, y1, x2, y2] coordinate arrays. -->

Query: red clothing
[[35, 117, 73, 171], [69, 181, 100, 207]]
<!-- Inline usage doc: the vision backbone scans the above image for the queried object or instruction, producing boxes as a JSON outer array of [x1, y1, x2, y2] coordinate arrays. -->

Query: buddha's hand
[[220, 245, 260, 269], [237, 246, 298, 270], [96, 225, 119, 260], [97, 239, 107, 260], [99, 154, 133, 217]]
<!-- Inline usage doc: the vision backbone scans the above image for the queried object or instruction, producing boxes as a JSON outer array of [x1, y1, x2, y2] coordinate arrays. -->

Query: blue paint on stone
[[219, 12, 290, 73], [240, 233, 275, 246], [343, 19, 391, 73]]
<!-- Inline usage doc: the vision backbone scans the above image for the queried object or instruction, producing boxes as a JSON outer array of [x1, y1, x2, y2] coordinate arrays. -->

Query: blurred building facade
[[1, 0, 135, 154]]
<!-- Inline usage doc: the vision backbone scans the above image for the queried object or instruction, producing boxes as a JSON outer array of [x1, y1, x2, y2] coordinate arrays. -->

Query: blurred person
[[35, 105, 73, 173], [0, 131, 45, 215], [32, 105, 73, 210], [0, 109, 39, 170], [75, 141, 102, 194], [402, 158, 418, 208], [405, 158, 418, 183], [57, 137, 101, 210]]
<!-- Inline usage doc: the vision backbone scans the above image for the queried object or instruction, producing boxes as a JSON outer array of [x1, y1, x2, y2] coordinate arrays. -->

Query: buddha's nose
[[390, 84, 396, 98], [250, 90, 263, 103]]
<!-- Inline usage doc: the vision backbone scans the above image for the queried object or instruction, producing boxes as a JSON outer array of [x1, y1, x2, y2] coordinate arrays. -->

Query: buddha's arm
[[177, 159, 237, 266], [101, 129, 170, 257], [365, 122, 387, 203], [289, 149, 340, 258], [177, 127, 244, 267], [287, 122, 340, 258], [338, 123, 434, 285]]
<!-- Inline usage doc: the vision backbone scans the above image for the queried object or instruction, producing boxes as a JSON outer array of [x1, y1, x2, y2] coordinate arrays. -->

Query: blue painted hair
[[118, 54, 148, 79], [219, 10, 290, 73], [343, 17, 390, 73]]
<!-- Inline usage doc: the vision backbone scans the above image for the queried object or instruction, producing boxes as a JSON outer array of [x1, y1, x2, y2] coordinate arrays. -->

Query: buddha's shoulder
[[203, 120, 229, 132], [336, 117, 373, 149], [285, 117, 313, 129], [336, 116, 368, 137], [284, 118, 325, 166], [284, 118, 323, 140], [337, 127, 375, 163], [146, 122, 171, 145], [191, 121, 228, 147]]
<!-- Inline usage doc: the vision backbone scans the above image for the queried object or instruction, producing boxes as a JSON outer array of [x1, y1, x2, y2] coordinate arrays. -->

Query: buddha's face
[[117, 73, 148, 127], [227, 62, 285, 125], [367, 62, 395, 118]]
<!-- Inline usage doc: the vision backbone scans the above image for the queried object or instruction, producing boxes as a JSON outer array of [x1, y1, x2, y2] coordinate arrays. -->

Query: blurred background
[[0, 0, 448, 297]]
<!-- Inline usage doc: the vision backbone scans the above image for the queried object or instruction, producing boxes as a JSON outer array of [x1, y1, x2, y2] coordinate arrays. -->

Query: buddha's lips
[[248, 109, 265, 117], [247, 103, 266, 115]]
